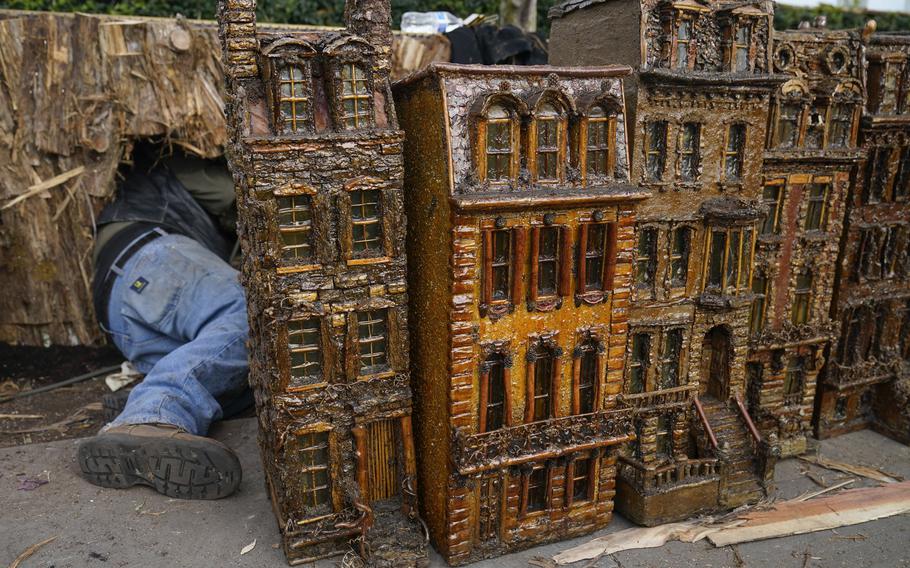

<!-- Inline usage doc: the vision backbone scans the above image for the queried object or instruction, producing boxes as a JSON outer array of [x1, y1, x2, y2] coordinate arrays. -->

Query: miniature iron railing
[[619, 384, 697, 410], [618, 455, 720, 491], [782, 392, 804, 407], [452, 405, 635, 475], [825, 358, 899, 390], [692, 396, 719, 451]]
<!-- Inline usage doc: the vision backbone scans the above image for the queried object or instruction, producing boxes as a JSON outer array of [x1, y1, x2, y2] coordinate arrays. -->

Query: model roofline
[[395, 62, 632, 88]]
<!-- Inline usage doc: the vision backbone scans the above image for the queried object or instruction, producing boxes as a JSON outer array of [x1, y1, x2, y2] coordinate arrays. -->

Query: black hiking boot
[[77, 423, 242, 500]]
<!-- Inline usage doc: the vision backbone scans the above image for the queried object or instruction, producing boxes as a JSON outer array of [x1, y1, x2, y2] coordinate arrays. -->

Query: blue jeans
[[103, 234, 250, 436]]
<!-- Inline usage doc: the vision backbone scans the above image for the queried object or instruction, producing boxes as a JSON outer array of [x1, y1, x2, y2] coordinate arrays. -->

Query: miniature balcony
[[617, 455, 720, 494], [618, 384, 697, 411], [452, 406, 635, 475], [824, 358, 900, 391]]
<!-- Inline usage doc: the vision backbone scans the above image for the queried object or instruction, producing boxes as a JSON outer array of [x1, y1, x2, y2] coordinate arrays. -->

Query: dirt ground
[[0, 343, 123, 448]]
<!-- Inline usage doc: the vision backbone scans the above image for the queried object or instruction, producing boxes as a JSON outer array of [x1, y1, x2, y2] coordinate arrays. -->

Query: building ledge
[[450, 185, 649, 212]]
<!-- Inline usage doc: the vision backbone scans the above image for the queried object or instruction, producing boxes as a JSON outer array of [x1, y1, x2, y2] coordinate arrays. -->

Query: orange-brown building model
[[393, 64, 644, 564]]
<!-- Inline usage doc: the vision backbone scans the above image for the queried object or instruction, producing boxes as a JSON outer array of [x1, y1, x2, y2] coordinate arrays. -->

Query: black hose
[[0, 364, 122, 404]]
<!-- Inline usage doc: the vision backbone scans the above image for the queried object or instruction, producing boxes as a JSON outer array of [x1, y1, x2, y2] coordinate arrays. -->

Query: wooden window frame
[[275, 62, 313, 134], [655, 413, 674, 460], [668, 225, 691, 289], [525, 336, 563, 423], [339, 183, 392, 265], [671, 15, 696, 71], [804, 180, 831, 232], [703, 225, 755, 296], [804, 99, 829, 150], [644, 121, 668, 181], [481, 225, 526, 318], [677, 122, 701, 181], [774, 98, 806, 149], [573, 332, 605, 415], [576, 221, 617, 304], [274, 184, 321, 274], [286, 315, 327, 391], [749, 272, 770, 336], [627, 331, 651, 394], [783, 356, 805, 406], [761, 179, 785, 235], [520, 462, 553, 517], [477, 103, 521, 185], [635, 226, 659, 292], [581, 106, 618, 181], [565, 453, 597, 507], [338, 62, 373, 130], [657, 328, 683, 390], [530, 102, 568, 184], [478, 346, 514, 433], [289, 425, 341, 518], [722, 123, 746, 181], [827, 101, 858, 149], [893, 147, 910, 202], [729, 20, 754, 73], [529, 223, 572, 311], [791, 270, 813, 326], [353, 307, 396, 379]]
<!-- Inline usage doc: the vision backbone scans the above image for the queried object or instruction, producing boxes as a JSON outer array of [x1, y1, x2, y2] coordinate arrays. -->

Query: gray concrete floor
[[1, 420, 908, 568]]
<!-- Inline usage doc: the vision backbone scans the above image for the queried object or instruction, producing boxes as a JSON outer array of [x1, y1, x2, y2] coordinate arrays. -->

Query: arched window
[[262, 39, 317, 134], [481, 103, 519, 184], [791, 270, 813, 325], [775, 82, 810, 149], [828, 82, 862, 149], [533, 102, 567, 183]]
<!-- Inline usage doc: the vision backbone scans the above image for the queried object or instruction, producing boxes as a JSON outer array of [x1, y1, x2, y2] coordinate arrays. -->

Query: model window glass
[[645, 121, 668, 181], [658, 329, 682, 389], [278, 64, 310, 133], [679, 122, 701, 181], [536, 104, 561, 182], [586, 106, 615, 177], [536, 227, 560, 297], [340, 63, 371, 129], [804, 183, 830, 231], [675, 19, 692, 70], [532, 347, 556, 421], [294, 431, 331, 511], [827, 103, 854, 148], [635, 227, 658, 289], [485, 104, 514, 183], [669, 227, 690, 288], [724, 124, 746, 180], [783, 357, 804, 405], [277, 195, 314, 261], [288, 317, 322, 386], [733, 24, 751, 72], [749, 273, 769, 335], [526, 464, 548, 513], [357, 309, 389, 375], [804, 103, 827, 149], [867, 147, 891, 203], [482, 353, 507, 432], [350, 189, 383, 255], [489, 229, 511, 301], [583, 223, 608, 292], [893, 147, 910, 201], [706, 227, 753, 294], [570, 457, 592, 502], [577, 345, 597, 414], [761, 183, 784, 235], [629, 333, 650, 394], [655, 415, 673, 459], [791, 271, 812, 325], [776, 102, 802, 148]]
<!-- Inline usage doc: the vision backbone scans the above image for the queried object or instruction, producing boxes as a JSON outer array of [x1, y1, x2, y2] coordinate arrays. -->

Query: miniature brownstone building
[[217, 0, 426, 564], [393, 64, 643, 564], [819, 31, 910, 445], [550, 0, 784, 525], [748, 23, 867, 457]]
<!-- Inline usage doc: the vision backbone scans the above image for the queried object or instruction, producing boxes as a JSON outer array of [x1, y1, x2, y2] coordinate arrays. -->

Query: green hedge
[[3, 0, 907, 35]]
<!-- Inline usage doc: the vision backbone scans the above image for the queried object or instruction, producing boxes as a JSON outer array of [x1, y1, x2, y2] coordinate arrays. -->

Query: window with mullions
[[656, 415, 673, 459], [828, 103, 855, 148], [645, 121, 668, 181], [783, 357, 804, 406], [288, 318, 322, 387], [761, 183, 784, 235], [294, 431, 331, 511], [480, 352, 507, 432], [567, 456, 593, 504], [706, 226, 754, 295], [586, 106, 616, 177], [804, 183, 830, 231], [357, 309, 389, 375], [881, 226, 901, 279], [678, 122, 701, 181], [628, 333, 650, 394], [867, 147, 892, 203], [675, 19, 693, 70], [278, 65, 311, 133], [488, 229, 512, 302], [776, 102, 802, 148], [900, 300, 910, 361], [724, 124, 746, 180], [669, 227, 691, 288], [485, 105, 516, 183], [749, 273, 769, 335], [340, 63, 371, 129], [350, 189, 383, 255], [791, 271, 812, 325], [535, 227, 560, 297], [576, 340, 599, 414], [894, 147, 910, 201], [804, 103, 827, 149], [277, 195, 315, 261], [857, 228, 882, 280], [842, 307, 872, 365], [732, 24, 751, 72], [658, 329, 682, 389], [635, 227, 658, 290], [524, 463, 549, 514], [579, 223, 615, 293], [536, 104, 562, 182], [531, 346, 556, 421]]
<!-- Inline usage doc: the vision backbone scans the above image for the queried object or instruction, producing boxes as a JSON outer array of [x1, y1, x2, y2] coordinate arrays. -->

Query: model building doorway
[[364, 418, 402, 504], [702, 326, 732, 400]]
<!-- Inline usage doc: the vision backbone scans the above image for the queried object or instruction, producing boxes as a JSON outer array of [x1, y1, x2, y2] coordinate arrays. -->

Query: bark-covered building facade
[[550, 0, 783, 526], [750, 25, 867, 457], [217, 0, 425, 564], [393, 64, 642, 564], [820, 32, 910, 445]]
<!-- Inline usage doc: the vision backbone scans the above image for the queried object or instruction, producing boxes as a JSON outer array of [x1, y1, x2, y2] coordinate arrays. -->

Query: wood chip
[[795, 479, 855, 501], [552, 522, 708, 565], [9, 535, 57, 568], [240, 539, 256, 555], [1, 166, 85, 210], [800, 455, 901, 484]]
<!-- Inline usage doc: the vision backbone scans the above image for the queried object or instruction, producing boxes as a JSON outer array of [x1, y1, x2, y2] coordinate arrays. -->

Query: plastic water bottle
[[400, 11, 464, 34]]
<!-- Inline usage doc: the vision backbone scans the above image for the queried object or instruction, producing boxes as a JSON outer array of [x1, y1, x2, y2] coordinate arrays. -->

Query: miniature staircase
[[698, 397, 765, 508]]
